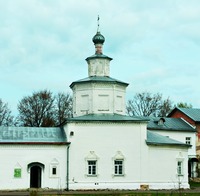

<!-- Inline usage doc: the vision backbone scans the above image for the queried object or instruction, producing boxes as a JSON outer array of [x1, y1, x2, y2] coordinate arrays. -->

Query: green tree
[[175, 102, 192, 108]]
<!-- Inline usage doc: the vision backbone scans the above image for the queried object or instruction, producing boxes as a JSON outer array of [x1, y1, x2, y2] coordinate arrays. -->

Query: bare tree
[[127, 92, 173, 117], [17, 90, 73, 127], [158, 97, 173, 117], [0, 99, 13, 126], [55, 92, 72, 125], [17, 90, 55, 127]]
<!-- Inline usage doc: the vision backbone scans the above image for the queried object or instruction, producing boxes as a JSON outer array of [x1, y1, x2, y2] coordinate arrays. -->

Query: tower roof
[[92, 31, 105, 45], [70, 76, 128, 89], [85, 53, 112, 61]]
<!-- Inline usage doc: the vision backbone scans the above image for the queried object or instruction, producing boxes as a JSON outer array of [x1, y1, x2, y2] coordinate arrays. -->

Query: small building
[[148, 117, 197, 177], [168, 108, 200, 140], [0, 28, 192, 190], [0, 127, 68, 189], [168, 107, 200, 175]]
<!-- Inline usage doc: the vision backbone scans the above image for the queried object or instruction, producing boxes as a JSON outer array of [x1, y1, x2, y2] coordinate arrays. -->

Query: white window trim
[[49, 159, 59, 178], [112, 151, 125, 177], [85, 151, 99, 177], [186, 137, 191, 145], [176, 156, 184, 177]]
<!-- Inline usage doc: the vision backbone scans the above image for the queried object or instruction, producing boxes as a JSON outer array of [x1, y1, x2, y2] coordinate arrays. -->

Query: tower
[[70, 21, 128, 117]]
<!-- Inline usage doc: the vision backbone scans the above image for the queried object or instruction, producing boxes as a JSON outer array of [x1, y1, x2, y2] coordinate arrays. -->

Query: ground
[[1, 180, 200, 196]]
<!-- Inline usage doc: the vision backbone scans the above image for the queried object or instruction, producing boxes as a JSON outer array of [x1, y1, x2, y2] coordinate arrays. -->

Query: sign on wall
[[14, 168, 22, 178]]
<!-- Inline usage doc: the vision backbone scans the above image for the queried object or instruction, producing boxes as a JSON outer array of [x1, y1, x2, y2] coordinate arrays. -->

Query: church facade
[[0, 29, 195, 190]]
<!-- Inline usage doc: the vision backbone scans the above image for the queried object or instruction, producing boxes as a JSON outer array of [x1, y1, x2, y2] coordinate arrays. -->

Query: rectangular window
[[52, 167, 57, 175], [88, 160, 96, 175], [114, 160, 123, 175], [186, 137, 191, 145], [14, 168, 21, 178], [177, 161, 183, 176]]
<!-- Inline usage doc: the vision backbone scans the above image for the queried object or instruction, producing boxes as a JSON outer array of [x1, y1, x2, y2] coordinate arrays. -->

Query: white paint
[[72, 83, 127, 116], [150, 130, 196, 157], [65, 121, 190, 190], [150, 129, 197, 177], [0, 145, 67, 190], [0, 32, 194, 191]]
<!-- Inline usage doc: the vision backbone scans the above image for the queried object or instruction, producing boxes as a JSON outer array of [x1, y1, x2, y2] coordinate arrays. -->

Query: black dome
[[92, 31, 105, 44]]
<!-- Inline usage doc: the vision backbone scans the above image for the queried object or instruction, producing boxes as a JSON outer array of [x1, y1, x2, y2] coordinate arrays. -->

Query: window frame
[[52, 166, 57, 175], [87, 160, 97, 176], [114, 159, 124, 176], [185, 137, 191, 145], [49, 159, 59, 178], [177, 161, 183, 176], [85, 151, 99, 177]]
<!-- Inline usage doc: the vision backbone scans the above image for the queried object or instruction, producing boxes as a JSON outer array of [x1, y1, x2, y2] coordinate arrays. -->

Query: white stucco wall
[[65, 121, 189, 190], [65, 121, 146, 189], [72, 83, 127, 117], [0, 145, 67, 190], [147, 146, 189, 189], [87, 58, 110, 77]]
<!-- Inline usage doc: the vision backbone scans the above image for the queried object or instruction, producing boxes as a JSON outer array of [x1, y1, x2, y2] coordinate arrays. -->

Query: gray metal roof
[[70, 76, 129, 88], [0, 127, 67, 144], [147, 117, 195, 132], [85, 54, 113, 61], [146, 130, 191, 147], [67, 113, 149, 123]]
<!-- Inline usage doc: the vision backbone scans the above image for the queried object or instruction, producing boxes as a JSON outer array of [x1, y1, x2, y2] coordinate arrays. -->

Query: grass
[[30, 191, 199, 196], [29, 190, 200, 196], [5, 181, 200, 196], [190, 180, 200, 189]]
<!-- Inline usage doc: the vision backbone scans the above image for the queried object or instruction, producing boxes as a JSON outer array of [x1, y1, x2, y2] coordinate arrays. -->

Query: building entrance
[[30, 165, 42, 188], [28, 162, 44, 188]]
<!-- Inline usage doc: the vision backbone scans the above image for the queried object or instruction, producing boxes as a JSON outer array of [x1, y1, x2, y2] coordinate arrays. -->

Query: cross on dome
[[92, 16, 105, 54]]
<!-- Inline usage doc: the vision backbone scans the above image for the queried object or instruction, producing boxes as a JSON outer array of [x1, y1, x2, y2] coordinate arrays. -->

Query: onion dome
[[92, 31, 105, 45]]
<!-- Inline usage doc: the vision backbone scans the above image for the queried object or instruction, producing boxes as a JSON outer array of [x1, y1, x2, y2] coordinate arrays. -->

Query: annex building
[[0, 28, 197, 190]]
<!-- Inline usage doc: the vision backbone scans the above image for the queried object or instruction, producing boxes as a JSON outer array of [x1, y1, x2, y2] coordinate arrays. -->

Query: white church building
[[0, 28, 196, 190]]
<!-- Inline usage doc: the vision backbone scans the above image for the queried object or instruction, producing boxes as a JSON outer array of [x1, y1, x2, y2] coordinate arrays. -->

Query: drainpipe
[[66, 144, 70, 191]]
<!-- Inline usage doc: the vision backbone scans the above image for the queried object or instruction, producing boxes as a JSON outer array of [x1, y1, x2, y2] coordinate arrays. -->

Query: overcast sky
[[1, 0, 200, 115]]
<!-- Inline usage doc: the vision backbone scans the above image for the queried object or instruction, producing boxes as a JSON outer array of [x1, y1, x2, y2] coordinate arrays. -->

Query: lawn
[[190, 180, 200, 189], [29, 192, 200, 196], [4, 181, 200, 196]]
